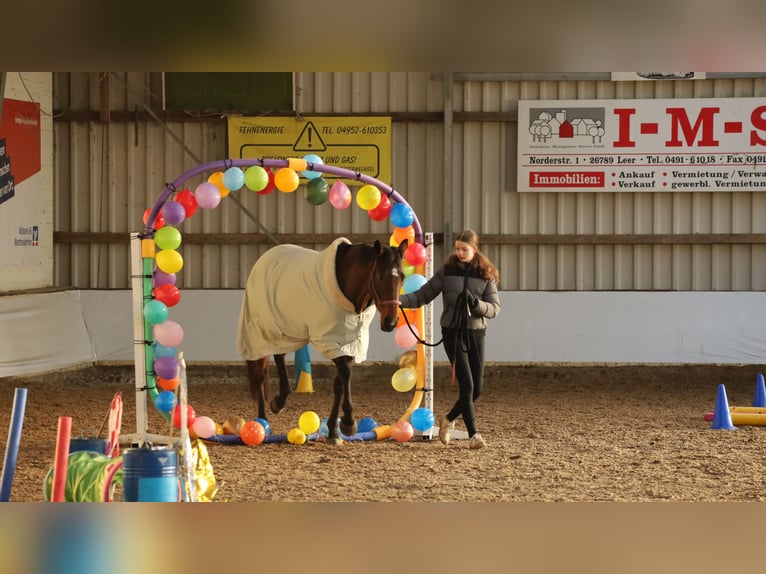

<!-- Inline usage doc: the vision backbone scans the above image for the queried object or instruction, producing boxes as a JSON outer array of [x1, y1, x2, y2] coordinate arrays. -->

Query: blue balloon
[[154, 390, 177, 413], [153, 343, 176, 358], [410, 407, 435, 432], [302, 154, 323, 179], [390, 202, 414, 228], [357, 417, 378, 433], [403, 273, 427, 294], [222, 167, 245, 191], [253, 417, 271, 437], [319, 416, 340, 438]]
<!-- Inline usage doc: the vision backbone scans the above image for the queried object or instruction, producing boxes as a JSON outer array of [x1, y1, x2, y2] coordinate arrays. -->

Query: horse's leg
[[246, 358, 270, 421], [331, 356, 357, 440], [270, 353, 291, 414]]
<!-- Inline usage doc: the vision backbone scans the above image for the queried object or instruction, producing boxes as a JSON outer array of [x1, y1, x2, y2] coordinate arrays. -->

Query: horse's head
[[371, 238, 408, 332]]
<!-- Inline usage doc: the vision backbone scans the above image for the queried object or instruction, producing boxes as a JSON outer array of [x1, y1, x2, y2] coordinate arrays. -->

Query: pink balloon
[[395, 324, 419, 349], [195, 182, 221, 209], [192, 416, 217, 439], [328, 180, 352, 209], [153, 320, 185, 347]]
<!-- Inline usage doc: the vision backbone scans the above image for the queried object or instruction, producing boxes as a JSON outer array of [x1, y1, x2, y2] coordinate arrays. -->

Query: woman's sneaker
[[469, 433, 487, 450], [438, 415, 455, 445]]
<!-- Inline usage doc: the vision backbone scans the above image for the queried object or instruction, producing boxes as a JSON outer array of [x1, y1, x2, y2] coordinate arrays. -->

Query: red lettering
[[613, 108, 636, 148], [750, 105, 766, 146], [665, 107, 720, 147]]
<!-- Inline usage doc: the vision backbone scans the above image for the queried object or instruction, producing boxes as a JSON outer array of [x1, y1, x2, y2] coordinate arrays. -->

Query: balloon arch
[[126, 156, 437, 447]]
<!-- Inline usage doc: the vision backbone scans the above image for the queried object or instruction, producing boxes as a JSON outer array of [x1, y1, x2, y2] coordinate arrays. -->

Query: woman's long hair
[[445, 229, 500, 286]]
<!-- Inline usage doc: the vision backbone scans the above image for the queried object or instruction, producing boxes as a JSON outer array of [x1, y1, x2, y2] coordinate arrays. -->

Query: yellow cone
[[296, 371, 314, 393]]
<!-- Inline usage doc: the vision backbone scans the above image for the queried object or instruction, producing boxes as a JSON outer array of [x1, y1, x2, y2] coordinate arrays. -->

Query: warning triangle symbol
[[293, 121, 327, 152]]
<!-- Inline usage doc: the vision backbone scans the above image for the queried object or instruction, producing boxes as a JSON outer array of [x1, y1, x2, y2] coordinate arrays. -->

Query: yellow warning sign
[[227, 116, 391, 183]]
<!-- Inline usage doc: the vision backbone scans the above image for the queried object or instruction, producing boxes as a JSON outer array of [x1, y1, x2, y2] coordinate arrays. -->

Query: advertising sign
[[518, 98, 766, 192]]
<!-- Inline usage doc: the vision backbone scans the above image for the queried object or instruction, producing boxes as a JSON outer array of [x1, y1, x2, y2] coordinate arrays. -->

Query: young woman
[[399, 229, 501, 449]]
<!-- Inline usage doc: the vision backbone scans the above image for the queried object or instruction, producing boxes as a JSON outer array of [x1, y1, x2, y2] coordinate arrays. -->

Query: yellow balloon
[[398, 350, 418, 369], [356, 184, 381, 210], [207, 171, 230, 198], [287, 427, 307, 445], [155, 249, 184, 274], [391, 367, 417, 392], [298, 411, 320, 434], [275, 168, 299, 192]]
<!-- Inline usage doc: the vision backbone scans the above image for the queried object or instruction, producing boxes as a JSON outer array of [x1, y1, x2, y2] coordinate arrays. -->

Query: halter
[[365, 257, 401, 311]]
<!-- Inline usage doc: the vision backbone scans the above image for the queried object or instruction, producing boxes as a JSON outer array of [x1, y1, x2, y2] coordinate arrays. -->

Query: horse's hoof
[[340, 420, 357, 437], [326, 437, 343, 446], [269, 398, 284, 415]]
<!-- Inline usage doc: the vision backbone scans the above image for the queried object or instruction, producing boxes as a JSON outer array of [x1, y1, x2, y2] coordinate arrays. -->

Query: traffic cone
[[753, 374, 766, 407], [711, 384, 736, 430]]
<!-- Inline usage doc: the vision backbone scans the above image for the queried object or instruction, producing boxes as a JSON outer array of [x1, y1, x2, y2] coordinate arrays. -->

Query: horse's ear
[[397, 238, 409, 257]]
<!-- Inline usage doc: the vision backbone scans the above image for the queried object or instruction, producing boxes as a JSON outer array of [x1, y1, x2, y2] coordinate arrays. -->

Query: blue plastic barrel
[[121, 447, 179, 502]]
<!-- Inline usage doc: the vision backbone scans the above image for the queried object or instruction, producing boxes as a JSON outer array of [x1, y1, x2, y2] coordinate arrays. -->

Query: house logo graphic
[[529, 107, 606, 144]]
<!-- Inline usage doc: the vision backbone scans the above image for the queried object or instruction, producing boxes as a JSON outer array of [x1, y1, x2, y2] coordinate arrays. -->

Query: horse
[[236, 237, 408, 444]]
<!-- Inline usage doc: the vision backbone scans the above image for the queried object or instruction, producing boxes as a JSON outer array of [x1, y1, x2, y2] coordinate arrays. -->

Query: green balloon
[[245, 166, 269, 191], [143, 299, 169, 325], [305, 177, 329, 206], [154, 226, 182, 250]]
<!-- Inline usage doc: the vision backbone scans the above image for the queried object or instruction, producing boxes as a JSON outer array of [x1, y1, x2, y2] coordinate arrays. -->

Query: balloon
[[403, 273, 427, 294], [304, 177, 329, 205], [411, 407, 435, 432], [258, 169, 276, 195], [152, 269, 176, 287], [192, 416, 217, 439], [143, 208, 166, 231], [245, 166, 269, 192], [223, 417, 246, 435], [328, 180, 352, 209], [157, 376, 180, 391], [153, 356, 178, 380], [298, 411, 321, 435], [391, 367, 417, 392], [154, 390, 177, 413], [240, 421, 266, 445], [154, 320, 184, 347], [175, 189, 198, 218], [405, 242, 427, 266], [275, 168, 299, 192], [398, 349, 418, 369], [222, 167, 245, 192], [172, 404, 197, 429], [143, 299, 168, 325], [152, 343, 176, 358], [319, 417, 339, 438], [393, 225, 415, 246], [195, 182, 221, 209], [357, 417, 378, 433], [152, 283, 181, 307], [395, 325, 419, 349], [396, 308, 419, 329], [161, 200, 186, 226], [154, 226, 182, 251], [302, 154, 324, 179], [402, 260, 415, 276], [155, 249, 183, 274], [390, 202, 415, 228], [368, 193, 392, 221], [356, 184, 381, 210], [253, 417, 271, 437], [390, 420, 414, 442], [287, 428, 307, 445], [207, 171, 230, 198]]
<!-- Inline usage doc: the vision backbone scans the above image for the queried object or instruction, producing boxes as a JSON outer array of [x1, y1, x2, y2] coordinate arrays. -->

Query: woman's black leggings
[[442, 327, 486, 437]]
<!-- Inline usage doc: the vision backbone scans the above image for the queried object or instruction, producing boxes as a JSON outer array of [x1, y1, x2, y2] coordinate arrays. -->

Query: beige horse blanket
[[236, 238, 376, 363]]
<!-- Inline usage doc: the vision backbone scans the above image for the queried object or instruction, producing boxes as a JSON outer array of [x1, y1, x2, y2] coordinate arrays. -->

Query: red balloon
[[143, 208, 165, 230], [258, 169, 276, 195], [368, 194, 392, 221], [172, 404, 197, 429], [405, 242, 427, 266], [175, 189, 198, 218], [153, 284, 181, 307], [240, 421, 266, 445]]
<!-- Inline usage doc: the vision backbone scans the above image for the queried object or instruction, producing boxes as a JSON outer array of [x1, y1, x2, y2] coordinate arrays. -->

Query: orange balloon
[[393, 226, 415, 246], [275, 168, 299, 192], [207, 171, 230, 198], [391, 420, 414, 442], [240, 421, 266, 446], [157, 376, 180, 391]]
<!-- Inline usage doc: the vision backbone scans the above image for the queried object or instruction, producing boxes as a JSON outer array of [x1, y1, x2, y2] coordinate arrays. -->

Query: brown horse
[[237, 237, 408, 444]]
